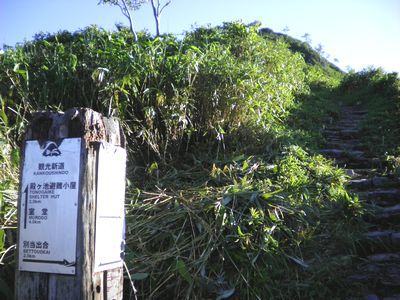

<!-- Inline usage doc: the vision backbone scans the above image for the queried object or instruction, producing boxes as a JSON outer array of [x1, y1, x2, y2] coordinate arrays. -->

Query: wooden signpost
[[15, 108, 126, 299]]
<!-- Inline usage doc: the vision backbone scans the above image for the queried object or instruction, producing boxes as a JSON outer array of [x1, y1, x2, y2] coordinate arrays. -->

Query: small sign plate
[[94, 142, 126, 272], [18, 138, 81, 274]]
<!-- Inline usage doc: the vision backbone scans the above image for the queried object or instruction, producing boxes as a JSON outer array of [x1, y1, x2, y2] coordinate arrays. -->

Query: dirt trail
[[321, 105, 400, 299]]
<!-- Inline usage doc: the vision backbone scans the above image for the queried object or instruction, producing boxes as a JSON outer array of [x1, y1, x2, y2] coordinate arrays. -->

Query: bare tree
[[99, 0, 146, 41], [149, 0, 172, 36], [99, 0, 172, 39]]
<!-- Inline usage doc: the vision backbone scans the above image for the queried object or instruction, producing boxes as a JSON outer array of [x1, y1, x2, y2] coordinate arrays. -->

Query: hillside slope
[[2, 22, 399, 299], [260, 27, 343, 75]]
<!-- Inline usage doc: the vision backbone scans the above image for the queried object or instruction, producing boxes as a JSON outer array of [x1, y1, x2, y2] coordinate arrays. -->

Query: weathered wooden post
[[15, 108, 126, 299]]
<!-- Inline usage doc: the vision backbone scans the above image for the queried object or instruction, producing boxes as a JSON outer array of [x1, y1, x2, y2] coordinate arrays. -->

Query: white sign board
[[18, 138, 81, 275], [94, 142, 126, 272]]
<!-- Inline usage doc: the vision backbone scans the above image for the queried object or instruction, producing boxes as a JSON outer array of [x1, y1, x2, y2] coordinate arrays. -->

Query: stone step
[[324, 128, 361, 134], [382, 295, 400, 300], [336, 117, 363, 123], [323, 141, 362, 149], [326, 106, 400, 298], [324, 141, 367, 151], [372, 177, 400, 188], [366, 293, 400, 300], [364, 206, 400, 229], [326, 124, 360, 130], [320, 149, 365, 159], [341, 108, 368, 115], [348, 110, 368, 115], [349, 262, 400, 286], [339, 115, 365, 121], [360, 200, 399, 209], [356, 231, 400, 257], [335, 158, 377, 169], [335, 118, 363, 124], [366, 230, 400, 247], [358, 189, 400, 206], [346, 169, 379, 179], [323, 130, 361, 139], [337, 157, 383, 169], [368, 189, 400, 202], [349, 178, 373, 189], [324, 138, 364, 146], [367, 252, 400, 263], [373, 204, 400, 221], [340, 110, 366, 115], [362, 199, 399, 208], [348, 177, 400, 190], [328, 126, 360, 133], [334, 114, 363, 120]]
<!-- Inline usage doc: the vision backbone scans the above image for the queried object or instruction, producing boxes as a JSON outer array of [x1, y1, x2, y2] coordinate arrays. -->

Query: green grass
[[339, 68, 400, 157], [124, 147, 365, 299], [0, 98, 19, 300], [2, 22, 399, 299]]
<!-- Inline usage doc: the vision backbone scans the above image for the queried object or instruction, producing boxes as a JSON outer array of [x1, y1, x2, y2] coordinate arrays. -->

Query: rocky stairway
[[320, 105, 400, 299]]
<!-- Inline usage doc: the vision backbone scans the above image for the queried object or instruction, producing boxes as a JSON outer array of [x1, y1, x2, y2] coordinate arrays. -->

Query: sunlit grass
[[1, 21, 398, 299]]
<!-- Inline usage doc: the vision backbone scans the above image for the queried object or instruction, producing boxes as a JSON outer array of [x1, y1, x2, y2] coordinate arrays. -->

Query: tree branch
[[150, 0, 172, 36], [150, 0, 160, 36], [159, 0, 171, 15], [120, 0, 138, 41]]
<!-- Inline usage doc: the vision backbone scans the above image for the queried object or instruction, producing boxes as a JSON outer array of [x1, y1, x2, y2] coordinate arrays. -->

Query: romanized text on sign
[[18, 138, 81, 275]]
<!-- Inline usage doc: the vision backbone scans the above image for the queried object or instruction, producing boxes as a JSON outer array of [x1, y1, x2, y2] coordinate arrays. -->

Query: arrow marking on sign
[[23, 185, 28, 229], [22, 258, 76, 267]]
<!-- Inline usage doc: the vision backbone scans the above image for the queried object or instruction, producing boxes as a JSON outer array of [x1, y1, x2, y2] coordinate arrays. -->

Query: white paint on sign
[[18, 138, 81, 275], [94, 142, 126, 272]]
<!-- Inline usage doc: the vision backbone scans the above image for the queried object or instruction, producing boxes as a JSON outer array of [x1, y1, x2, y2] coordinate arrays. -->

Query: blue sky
[[1, 0, 399, 73]]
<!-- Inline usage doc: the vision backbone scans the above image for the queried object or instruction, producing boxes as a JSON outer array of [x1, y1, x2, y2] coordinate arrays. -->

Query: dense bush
[[0, 22, 337, 164], [0, 22, 376, 299], [126, 147, 363, 299], [339, 67, 400, 156]]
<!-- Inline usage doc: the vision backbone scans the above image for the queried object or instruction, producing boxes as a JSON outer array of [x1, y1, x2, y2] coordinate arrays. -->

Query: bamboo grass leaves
[[0, 21, 374, 298], [124, 148, 362, 298]]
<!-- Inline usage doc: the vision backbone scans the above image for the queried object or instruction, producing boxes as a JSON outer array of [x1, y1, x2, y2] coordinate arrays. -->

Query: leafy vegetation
[[0, 97, 19, 299], [260, 27, 342, 77], [0, 21, 399, 299], [0, 23, 329, 163], [126, 146, 365, 299], [339, 68, 400, 156]]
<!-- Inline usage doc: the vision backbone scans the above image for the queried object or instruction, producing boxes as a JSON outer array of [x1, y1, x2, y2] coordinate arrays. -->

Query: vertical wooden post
[[15, 108, 126, 299]]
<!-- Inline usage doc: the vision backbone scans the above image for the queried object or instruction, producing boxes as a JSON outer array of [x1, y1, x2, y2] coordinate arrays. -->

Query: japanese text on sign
[[18, 138, 81, 274]]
